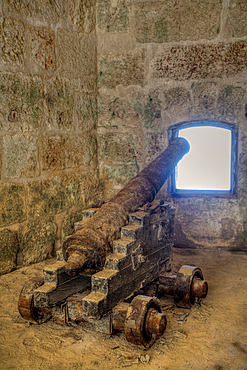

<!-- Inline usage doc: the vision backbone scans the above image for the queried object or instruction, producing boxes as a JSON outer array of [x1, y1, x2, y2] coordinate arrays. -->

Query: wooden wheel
[[18, 277, 51, 324], [174, 265, 208, 308], [124, 295, 166, 348]]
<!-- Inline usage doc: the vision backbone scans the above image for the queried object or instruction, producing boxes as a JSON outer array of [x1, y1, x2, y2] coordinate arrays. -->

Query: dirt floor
[[0, 247, 247, 370]]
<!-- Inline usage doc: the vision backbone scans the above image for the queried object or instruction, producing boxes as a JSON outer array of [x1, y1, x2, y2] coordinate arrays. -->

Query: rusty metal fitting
[[124, 295, 166, 348], [158, 274, 176, 295], [145, 307, 167, 337], [191, 277, 208, 300], [158, 265, 208, 308], [65, 250, 86, 276]]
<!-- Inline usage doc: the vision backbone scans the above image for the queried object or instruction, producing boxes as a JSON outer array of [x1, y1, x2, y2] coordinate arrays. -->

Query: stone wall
[[96, 0, 247, 251], [0, 0, 99, 274], [1, 0, 247, 275]]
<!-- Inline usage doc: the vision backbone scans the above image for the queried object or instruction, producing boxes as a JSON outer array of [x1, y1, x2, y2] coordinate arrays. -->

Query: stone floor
[[0, 247, 247, 370]]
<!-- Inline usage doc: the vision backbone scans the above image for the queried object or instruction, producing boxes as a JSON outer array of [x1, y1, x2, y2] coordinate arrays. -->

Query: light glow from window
[[176, 126, 231, 190]]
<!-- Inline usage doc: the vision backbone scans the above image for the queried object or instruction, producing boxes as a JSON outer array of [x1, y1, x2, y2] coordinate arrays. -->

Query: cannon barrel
[[62, 137, 190, 276]]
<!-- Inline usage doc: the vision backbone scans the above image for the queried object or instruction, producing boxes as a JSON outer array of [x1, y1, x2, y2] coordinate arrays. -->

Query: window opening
[[168, 121, 237, 196]]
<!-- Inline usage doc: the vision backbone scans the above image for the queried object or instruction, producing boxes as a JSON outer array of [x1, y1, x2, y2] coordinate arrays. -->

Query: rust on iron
[[124, 295, 166, 348], [145, 307, 167, 337], [173, 265, 207, 308], [191, 276, 208, 300], [18, 277, 52, 324], [62, 138, 190, 276], [112, 302, 129, 332], [112, 299, 167, 339], [158, 273, 177, 295], [157, 266, 208, 308]]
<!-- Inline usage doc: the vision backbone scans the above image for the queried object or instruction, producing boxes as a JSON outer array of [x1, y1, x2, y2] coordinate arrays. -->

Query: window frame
[[168, 120, 238, 197]]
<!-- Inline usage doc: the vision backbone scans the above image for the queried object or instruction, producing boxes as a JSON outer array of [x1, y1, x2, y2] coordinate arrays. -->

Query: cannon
[[62, 137, 190, 277], [18, 138, 208, 348]]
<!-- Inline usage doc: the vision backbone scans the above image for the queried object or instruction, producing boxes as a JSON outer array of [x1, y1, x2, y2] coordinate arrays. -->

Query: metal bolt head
[[191, 277, 208, 300], [145, 308, 167, 337]]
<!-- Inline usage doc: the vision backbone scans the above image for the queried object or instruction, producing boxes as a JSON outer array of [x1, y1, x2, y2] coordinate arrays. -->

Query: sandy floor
[[0, 247, 247, 370]]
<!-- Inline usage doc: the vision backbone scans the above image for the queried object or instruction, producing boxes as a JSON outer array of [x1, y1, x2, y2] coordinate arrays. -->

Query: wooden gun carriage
[[18, 138, 208, 348]]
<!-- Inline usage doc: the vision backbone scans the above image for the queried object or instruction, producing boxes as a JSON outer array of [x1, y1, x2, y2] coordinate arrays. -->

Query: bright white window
[[168, 121, 237, 195], [176, 126, 231, 190]]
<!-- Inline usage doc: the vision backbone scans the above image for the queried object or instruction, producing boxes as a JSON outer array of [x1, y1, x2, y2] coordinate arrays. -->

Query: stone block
[[27, 173, 85, 218], [217, 86, 246, 120], [229, 0, 247, 37], [162, 87, 192, 119], [152, 41, 247, 81], [98, 95, 127, 127], [44, 78, 75, 131], [70, 0, 96, 33], [134, 0, 222, 43], [0, 229, 18, 275], [80, 78, 97, 93], [134, 2, 168, 43], [80, 170, 101, 207], [58, 30, 96, 78], [97, 0, 129, 33], [98, 51, 145, 88], [41, 134, 67, 171], [144, 132, 167, 163], [104, 163, 138, 185], [66, 133, 97, 169], [76, 92, 97, 132], [3, 134, 39, 178], [19, 216, 55, 265], [4, 0, 67, 23], [98, 132, 136, 162], [0, 73, 43, 132], [0, 17, 25, 66], [98, 92, 152, 131], [129, 90, 163, 130], [192, 82, 218, 117], [61, 210, 84, 240], [29, 26, 56, 71], [0, 185, 26, 227], [41, 132, 97, 171]]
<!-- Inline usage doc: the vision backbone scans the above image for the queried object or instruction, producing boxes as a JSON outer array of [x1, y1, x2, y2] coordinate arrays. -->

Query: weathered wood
[[33, 275, 91, 308], [18, 277, 52, 324], [62, 137, 190, 276]]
